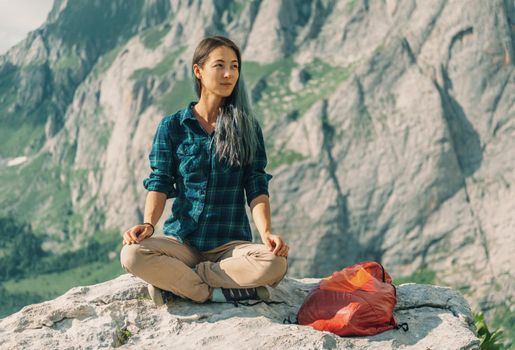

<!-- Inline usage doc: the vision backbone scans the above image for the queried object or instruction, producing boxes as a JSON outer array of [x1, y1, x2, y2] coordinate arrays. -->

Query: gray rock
[[0, 275, 479, 350]]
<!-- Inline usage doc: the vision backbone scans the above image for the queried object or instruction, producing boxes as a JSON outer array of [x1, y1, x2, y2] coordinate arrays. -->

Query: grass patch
[[245, 58, 354, 126], [140, 23, 171, 50], [156, 79, 197, 115], [54, 50, 82, 71], [114, 325, 133, 346], [298, 58, 354, 114], [394, 268, 437, 285], [227, 0, 247, 17], [242, 59, 294, 89], [347, 0, 358, 13], [0, 124, 45, 158], [130, 46, 186, 81], [91, 42, 127, 78], [268, 149, 306, 170]]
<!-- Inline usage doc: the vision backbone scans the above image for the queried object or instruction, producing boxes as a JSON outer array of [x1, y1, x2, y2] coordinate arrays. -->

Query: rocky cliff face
[[0, 275, 479, 349], [0, 0, 513, 339]]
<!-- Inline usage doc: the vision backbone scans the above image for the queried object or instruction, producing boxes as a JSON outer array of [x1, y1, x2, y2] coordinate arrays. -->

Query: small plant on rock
[[474, 312, 504, 350], [114, 325, 132, 347]]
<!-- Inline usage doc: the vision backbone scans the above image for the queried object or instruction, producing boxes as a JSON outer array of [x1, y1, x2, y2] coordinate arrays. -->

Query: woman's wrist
[[260, 230, 273, 239], [142, 222, 155, 236]]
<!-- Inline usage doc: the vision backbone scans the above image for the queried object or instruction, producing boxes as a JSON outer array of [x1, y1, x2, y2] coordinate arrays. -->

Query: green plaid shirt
[[143, 102, 273, 251]]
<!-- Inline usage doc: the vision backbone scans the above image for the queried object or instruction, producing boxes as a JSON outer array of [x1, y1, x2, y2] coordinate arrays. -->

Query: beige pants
[[120, 236, 288, 303]]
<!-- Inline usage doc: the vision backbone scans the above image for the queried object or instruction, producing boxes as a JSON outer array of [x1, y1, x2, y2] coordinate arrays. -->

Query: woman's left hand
[[263, 233, 289, 257]]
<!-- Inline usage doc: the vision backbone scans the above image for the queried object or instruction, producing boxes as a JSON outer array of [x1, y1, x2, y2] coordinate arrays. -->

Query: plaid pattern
[[143, 102, 273, 251]]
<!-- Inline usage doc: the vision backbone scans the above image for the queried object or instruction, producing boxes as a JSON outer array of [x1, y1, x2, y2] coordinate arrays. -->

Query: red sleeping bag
[[297, 261, 398, 336]]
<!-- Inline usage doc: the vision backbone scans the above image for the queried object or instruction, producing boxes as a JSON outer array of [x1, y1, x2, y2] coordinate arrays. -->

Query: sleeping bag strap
[[232, 300, 289, 307], [394, 322, 409, 331], [282, 315, 299, 324]]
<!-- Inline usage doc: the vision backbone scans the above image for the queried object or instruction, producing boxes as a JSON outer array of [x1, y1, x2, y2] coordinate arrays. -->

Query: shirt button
[[200, 189, 206, 195]]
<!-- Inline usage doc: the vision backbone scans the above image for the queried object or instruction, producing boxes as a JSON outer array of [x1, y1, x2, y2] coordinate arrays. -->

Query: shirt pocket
[[176, 142, 202, 179]]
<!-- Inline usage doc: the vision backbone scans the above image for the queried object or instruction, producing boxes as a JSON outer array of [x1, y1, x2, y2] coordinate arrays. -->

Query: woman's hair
[[192, 35, 259, 167]]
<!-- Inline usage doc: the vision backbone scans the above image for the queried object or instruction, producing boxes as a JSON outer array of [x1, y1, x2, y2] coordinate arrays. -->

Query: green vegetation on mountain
[[0, 63, 47, 157], [91, 42, 128, 78], [131, 47, 186, 81], [141, 23, 171, 50], [156, 79, 197, 115], [46, 1, 145, 47], [0, 216, 123, 318], [394, 268, 437, 285], [0, 0, 170, 158], [243, 58, 353, 169], [268, 148, 307, 170], [0, 153, 73, 237]]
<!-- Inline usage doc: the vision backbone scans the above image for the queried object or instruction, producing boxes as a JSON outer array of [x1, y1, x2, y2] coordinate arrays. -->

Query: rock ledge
[[0, 274, 479, 349]]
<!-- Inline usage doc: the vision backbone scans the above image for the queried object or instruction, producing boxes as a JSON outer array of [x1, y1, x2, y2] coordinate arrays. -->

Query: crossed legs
[[120, 236, 288, 303]]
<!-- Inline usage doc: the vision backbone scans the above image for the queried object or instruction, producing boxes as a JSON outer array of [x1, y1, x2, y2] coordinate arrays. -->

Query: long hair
[[191, 36, 259, 167]]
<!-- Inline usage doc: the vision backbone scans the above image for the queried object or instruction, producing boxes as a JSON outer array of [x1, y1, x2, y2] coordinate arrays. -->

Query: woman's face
[[194, 46, 239, 99]]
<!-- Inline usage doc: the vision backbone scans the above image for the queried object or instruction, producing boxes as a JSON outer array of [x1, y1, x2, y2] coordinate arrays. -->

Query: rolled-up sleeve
[[244, 123, 273, 207], [142, 117, 177, 199]]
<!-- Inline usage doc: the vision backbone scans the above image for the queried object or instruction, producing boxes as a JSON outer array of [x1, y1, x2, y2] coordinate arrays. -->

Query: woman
[[120, 36, 289, 306]]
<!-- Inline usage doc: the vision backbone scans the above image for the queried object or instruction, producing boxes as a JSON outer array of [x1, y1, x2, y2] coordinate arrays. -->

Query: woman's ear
[[193, 64, 202, 79]]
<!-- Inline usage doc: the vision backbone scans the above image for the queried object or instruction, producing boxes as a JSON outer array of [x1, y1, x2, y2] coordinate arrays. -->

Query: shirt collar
[[179, 101, 198, 125]]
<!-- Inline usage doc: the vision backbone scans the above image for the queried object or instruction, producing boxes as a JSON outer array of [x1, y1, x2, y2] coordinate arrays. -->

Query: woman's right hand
[[123, 224, 154, 245]]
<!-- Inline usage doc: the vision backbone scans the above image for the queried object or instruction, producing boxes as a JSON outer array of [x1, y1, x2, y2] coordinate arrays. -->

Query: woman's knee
[[263, 255, 288, 284], [120, 244, 143, 272]]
